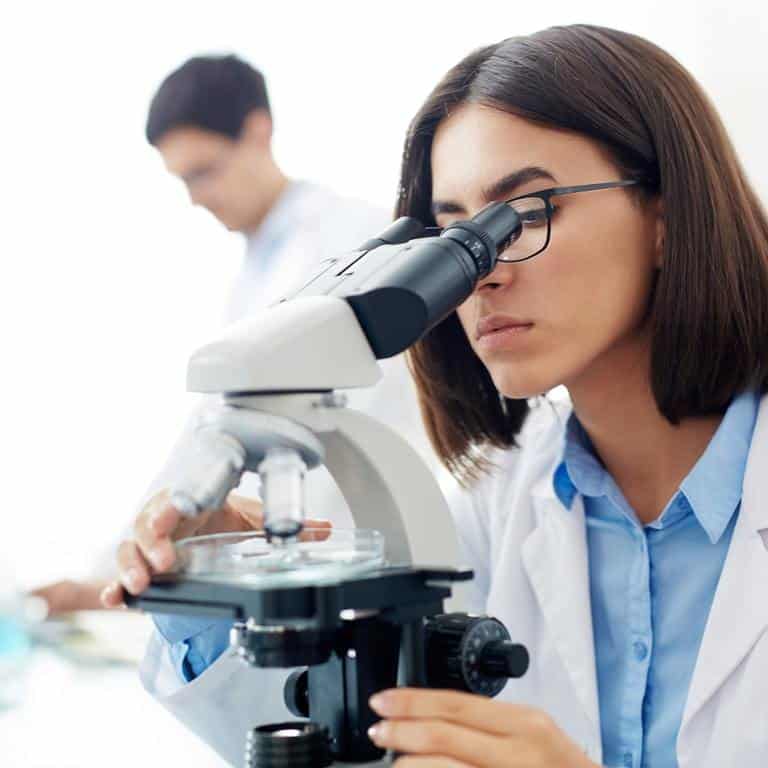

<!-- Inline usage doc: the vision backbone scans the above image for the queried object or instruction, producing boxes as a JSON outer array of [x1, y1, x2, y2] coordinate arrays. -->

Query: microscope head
[[184, 200, 522, 397], [185, 296, 381, 395]]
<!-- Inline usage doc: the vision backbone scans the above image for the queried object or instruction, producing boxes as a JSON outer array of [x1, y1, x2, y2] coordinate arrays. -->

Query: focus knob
[[424, 613, 529, 697]]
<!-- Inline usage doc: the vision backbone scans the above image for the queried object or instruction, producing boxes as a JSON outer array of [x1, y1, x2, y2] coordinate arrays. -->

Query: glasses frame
[[497, 179, 642, 263]]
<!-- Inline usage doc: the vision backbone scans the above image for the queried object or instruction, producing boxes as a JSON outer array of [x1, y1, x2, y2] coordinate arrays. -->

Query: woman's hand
[[368, 688, 599, 768], [101, 489, 331, 607]]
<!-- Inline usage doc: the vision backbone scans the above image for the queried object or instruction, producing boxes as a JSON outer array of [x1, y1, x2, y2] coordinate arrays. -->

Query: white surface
[[1, 618, 229, 768]]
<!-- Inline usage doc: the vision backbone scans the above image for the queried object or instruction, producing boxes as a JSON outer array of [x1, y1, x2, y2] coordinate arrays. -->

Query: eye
[[520, 208, 549, 227]]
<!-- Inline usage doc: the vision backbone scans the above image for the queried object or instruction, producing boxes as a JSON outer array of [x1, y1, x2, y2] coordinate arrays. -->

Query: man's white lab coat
[[140, 396, 768, 767]]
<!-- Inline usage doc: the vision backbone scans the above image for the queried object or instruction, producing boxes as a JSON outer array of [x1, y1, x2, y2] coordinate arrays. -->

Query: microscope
[[127, 201, 530, 767]]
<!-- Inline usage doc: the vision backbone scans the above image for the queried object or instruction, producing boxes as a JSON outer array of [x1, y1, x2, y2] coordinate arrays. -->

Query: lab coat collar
[[522, 408, 601, 745], [678, 393, 768, 740], [522, 492, 601, 745]]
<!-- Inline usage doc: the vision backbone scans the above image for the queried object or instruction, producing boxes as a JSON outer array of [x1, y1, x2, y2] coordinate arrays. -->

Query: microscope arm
[[226, 393, 460, 570]]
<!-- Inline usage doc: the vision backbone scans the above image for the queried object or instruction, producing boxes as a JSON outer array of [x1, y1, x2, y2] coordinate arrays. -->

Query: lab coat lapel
[[522, 478, 601, 741], [680, 396, 768, 736]]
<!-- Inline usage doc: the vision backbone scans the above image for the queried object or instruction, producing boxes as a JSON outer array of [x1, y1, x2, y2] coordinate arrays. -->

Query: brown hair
[[397, 25, 768, 484]]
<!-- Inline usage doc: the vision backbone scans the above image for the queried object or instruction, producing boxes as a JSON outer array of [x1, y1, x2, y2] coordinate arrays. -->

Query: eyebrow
[[431, 165, 558, 217]]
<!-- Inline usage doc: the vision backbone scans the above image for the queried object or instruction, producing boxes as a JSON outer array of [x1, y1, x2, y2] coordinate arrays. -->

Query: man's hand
[[367, 688, 600, 768], [101, 490, 330, 607], [30, 579, 111, 615]]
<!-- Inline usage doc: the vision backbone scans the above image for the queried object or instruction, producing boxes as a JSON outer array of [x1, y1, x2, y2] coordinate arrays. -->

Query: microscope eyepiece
[[441, 201, 522, 280], [281, 199, 522, 360], [469, 200, 524, 256]]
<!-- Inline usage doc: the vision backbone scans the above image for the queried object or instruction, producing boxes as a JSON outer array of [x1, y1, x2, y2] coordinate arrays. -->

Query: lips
[[476, 314, 534, 340]]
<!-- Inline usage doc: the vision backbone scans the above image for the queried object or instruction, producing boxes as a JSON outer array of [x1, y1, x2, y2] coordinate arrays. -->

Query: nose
[[474, 260, 519, 294]]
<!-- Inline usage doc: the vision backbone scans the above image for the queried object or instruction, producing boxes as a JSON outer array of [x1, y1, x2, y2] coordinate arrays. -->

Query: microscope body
[[129, 205, 529, 766]]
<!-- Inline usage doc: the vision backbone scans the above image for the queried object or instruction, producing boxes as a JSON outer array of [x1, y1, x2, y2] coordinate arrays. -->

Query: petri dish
[[174, 528, 385, 588]]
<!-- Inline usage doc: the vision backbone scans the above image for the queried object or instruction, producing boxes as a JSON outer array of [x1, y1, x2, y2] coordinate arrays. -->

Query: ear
[[240, 109, 273, 148], [652, 196, 665, 268]]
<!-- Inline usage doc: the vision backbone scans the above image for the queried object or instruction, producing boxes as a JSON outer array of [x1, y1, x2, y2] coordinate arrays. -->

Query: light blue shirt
[[152, 613, 231, 682], [553, 391, 758, 768]]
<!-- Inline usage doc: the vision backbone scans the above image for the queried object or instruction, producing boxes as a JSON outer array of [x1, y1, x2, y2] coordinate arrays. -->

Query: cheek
[[470, 244, 655, 397], [456, 299, 479, 351], [557, 218, 657, 336]]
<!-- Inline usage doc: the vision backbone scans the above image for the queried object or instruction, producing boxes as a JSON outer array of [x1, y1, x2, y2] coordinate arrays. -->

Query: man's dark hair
[[146, 55, 271, 146]]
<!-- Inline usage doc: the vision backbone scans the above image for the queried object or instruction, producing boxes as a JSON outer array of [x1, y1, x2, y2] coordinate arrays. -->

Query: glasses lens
[[498, 197, 549, 262]]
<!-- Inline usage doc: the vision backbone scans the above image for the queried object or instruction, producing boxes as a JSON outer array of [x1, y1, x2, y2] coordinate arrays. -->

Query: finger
[[135, 497, 180, 571], [117, 540, 152, 594], [369, 719, 501, 766], [298, 518, 333, 542], [135, 490, 175, 536], [394, 757, 475, 768], [226, 493, 265, 529], [148, 501, 181, 538], [100, 581, 125, 609], [227, 494, 332, 539], [370, 689, 541, 737]]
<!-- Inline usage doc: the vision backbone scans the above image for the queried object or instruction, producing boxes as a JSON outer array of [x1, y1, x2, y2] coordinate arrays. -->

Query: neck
[[566, 332, 723, 524], [243, 162, 291, 233]]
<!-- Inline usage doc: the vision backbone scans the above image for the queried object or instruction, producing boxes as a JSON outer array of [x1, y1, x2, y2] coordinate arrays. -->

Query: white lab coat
[[140, 395, 768, 767]]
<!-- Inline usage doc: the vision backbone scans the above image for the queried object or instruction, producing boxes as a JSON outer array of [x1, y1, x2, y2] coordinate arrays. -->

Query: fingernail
[[148, 549, 167, 570], [101, 583, 120, 606], [369, 692, 393, 714], [367, 723, 386, 743], [126, 568, 143, 592]]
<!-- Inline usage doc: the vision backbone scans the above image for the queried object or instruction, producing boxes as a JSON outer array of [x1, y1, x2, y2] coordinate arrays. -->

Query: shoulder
[[293, 181, 390, 252]]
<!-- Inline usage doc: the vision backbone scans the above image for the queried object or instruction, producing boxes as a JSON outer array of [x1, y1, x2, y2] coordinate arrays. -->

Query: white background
[[2, 0, 767, 588], [0, 1, 766, 763]]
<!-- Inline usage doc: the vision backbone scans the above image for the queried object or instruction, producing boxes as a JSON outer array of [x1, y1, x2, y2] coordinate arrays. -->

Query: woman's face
[[430, 104, 662, 400]]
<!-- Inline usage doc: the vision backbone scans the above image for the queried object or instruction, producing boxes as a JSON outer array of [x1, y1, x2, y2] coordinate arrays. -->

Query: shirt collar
[[553, 415, 608, 507], [553, 391, 759, 542], [679, 390, 759, 542]]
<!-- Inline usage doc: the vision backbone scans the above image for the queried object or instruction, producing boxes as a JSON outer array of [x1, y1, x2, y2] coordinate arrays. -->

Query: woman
[[106, 25, 768, 767]]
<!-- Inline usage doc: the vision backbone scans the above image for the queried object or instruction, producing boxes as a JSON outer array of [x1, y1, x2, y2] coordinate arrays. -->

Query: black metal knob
[[284, 669, 310, 718], [245, 721, 331, 768], [230, 624, 334, 668], [424, 613, 529, 697], [480, 639, 530, 679]]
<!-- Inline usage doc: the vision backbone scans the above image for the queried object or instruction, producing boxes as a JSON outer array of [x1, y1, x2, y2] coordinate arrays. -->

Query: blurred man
[[138, 54, 433, 503], [145, 55, 387, 320]]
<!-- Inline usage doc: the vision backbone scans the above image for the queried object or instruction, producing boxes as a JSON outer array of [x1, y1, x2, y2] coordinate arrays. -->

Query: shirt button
[[623, 752, 634, 767], [633, 641, 649, 661]]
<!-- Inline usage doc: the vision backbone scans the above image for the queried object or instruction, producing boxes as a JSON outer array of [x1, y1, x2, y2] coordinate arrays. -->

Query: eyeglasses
[[182, 147, 237, 188], [494, 180, 642, 263]]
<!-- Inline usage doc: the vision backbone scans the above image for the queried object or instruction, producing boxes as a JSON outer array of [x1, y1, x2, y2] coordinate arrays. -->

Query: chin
[[207, 209, 241, 232], [489, 365, 559, 401], [218, 218, 241, 232]]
